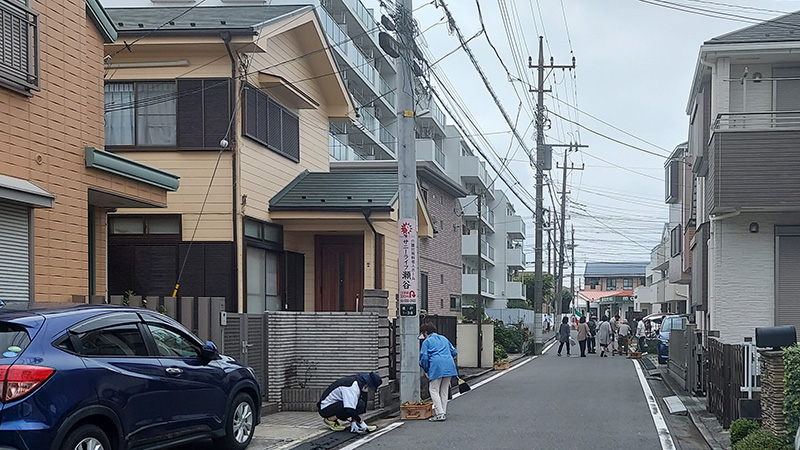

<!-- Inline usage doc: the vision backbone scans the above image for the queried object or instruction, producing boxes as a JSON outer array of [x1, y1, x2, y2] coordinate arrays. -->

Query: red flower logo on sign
[[401, 222, 413, 236]]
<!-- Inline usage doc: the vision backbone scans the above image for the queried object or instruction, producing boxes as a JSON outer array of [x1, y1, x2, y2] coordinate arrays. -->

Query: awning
[[578, 290, 634, 302], [0, 174, 54, 208]]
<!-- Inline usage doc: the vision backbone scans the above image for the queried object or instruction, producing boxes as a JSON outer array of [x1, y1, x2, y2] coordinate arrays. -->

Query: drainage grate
[[292, 431, 360, 450]]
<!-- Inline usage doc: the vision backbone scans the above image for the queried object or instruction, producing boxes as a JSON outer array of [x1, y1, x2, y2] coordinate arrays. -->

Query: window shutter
[[256, 90, 268, 143], [244, 86, 257, 140], [203, 80, 230, 148], [267, 98, 282, 151], [282, 109, 300, 162], [177, 79, 204, 148], [0, 1, 38, 92]]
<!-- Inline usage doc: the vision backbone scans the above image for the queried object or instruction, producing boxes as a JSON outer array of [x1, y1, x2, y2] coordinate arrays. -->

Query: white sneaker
[[350, 422, 366, 434]]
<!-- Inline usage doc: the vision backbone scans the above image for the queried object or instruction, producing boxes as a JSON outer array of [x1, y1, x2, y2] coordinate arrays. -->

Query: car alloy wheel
[[232, 399, 254, 443], [74, 437, 104, 450]]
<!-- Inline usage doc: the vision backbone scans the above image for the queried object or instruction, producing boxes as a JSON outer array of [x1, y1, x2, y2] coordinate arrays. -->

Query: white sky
[[364, 0, 800, 282]]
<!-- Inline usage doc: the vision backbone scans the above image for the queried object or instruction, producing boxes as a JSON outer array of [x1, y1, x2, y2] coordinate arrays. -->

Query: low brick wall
[[760, 350, 787, 436]]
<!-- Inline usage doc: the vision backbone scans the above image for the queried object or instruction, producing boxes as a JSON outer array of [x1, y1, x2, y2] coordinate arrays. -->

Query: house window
[[586, 278, 599, 289], [104, 79, 230, 149], [671, 224, 682, 257], [606, 279, 616, 290], [0, 0, 39, 94], [109, 215, 181, 236], [244, 218, 283, 313], [242, 84, 300, 162], [665, 159, 680, 204], [450, 295, 461, 311], [623, 278, 633, 289]]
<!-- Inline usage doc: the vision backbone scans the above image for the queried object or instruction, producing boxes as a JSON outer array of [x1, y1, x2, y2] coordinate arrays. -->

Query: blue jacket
[[419, 333, 458, 380]]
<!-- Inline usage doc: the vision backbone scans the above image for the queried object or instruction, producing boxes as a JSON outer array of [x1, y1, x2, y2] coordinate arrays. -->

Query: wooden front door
[[315, 235, 364, 311]]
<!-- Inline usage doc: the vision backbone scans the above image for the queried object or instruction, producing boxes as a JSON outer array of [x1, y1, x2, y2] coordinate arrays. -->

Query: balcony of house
[[707, 111, 800, 214], [460, 155, 491, 189], [462, 274, 496, 298], [506, 246, 525, 270], [504, 281, 525, 300], [416, 138, 446, 172], [329, 123, 394, 161], [350, 101, 396, 158], [462, 233, 495, 266], [505, 215, 525, 240]]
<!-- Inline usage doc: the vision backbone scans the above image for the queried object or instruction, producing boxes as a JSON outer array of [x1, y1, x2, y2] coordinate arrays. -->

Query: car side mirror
[[201, 341, 219, 361]]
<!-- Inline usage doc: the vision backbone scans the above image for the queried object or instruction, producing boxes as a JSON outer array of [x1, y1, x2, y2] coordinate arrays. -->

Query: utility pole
[[570, 225, 576, 310], [546, 209, 551, 276], [530, 37, 574, 354], [395, 0, 420, 404], [554, 142, 584, 317], [476, 192, 483, 368]]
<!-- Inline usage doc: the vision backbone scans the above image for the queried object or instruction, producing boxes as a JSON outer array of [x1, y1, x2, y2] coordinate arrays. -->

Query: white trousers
[[429, 377, 451, 416]]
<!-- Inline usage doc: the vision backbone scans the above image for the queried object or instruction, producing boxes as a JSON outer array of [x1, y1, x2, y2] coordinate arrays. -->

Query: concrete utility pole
[[570, 225, 576, 309], [554, 142, 584, 316], [396, 0, 420, 404], [530, 37, 574, 353], [476, 192, 483, 368]]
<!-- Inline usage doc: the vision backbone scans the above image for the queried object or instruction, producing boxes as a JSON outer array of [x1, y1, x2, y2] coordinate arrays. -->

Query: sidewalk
[[644, 354, 729, 450]]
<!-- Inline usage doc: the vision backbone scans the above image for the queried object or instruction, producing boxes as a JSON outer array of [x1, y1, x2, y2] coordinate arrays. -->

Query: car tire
[[61, 424, 111, 450], [213, 392, 255, 450]]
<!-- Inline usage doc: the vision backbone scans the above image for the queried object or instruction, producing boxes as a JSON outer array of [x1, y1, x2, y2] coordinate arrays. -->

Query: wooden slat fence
[[707, 337, 748, 428]]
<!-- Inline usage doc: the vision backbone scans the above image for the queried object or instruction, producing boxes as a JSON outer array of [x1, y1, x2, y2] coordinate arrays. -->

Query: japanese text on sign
[[398, 218, 418, 316]]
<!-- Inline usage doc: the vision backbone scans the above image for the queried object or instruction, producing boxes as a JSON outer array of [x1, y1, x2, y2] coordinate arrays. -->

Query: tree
[[521, 272, 554, 310]]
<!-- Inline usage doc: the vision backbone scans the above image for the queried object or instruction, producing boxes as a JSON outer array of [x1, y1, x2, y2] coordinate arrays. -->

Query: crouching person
[[317, 372, 382, 433]]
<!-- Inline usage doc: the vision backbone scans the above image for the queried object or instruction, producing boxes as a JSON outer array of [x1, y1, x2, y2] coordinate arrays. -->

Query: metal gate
[[222, 313, 267, 398]]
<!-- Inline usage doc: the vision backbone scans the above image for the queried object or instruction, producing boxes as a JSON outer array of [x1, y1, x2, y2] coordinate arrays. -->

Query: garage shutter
[[0, 202, 30, 302], [776, 227, 800, 340]]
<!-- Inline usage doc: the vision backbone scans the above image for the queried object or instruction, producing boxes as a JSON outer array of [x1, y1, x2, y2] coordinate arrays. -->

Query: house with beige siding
[[0, 0, 178, 308], [101, 5, 426, 316]]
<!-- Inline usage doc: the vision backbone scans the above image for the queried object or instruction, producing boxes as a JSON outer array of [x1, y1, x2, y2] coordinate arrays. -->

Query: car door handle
[[165, 367, 183, 375]]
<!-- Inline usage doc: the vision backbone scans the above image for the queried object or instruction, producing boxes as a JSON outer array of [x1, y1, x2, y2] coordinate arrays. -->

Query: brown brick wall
[[0, 1, 166, 302], [419, 181, 462, 317]]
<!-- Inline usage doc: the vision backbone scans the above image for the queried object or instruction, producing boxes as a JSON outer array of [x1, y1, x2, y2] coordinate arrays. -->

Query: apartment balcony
[[329, 125, 394, 161], [505, 215, 525, 240], [462, 274, 496, 298], [417, 94, 447, 135], [706, 111, 800, 214], [416, 138, 446, 172], [462, 234, 495, 266], [458, 198, 493, 231], [460, 155, 491, 188], [506, 247, 525, 270], [504, 281, 525, 301]]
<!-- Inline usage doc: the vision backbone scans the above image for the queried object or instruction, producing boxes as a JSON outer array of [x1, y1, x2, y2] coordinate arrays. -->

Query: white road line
[[453, 355, 537, 399], [633, 359, 677, 450], [339, 422, 404, 450], [543, 339, 557, 354]]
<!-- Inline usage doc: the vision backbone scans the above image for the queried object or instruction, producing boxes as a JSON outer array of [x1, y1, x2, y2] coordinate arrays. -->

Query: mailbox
[[755, 325, 797, 350]]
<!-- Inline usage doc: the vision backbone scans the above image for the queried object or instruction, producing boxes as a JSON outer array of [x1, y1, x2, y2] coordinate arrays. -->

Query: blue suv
[[0, 305, 261, 450]]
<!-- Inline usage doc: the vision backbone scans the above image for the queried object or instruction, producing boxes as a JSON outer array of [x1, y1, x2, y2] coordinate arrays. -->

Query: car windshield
[[0, 322, 31, 358], [661, 318, 674, 333]]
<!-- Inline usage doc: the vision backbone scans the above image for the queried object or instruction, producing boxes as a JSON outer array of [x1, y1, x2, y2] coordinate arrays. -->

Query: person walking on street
[[636, 318, 647, 354], [617, 319, 632, 356], [317, 372, 382, 433], [610, 314, 620, 355], [577, 316, 590, 357], [557, 316, 572, 357], [597, 316, 613, 357], [587, 315, 597, 354], [419, 322, 458, 422]]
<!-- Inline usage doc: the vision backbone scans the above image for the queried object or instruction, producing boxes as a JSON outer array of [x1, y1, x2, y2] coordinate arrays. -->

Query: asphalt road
[[338, 339, 710, 450]]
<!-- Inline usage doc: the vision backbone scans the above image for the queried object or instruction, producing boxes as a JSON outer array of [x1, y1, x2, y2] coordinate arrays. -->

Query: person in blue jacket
[[419, 322, 458, 422]]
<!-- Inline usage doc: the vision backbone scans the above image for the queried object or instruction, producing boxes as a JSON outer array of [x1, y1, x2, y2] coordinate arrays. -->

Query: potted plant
[[400, 400, 433, 419], [494, 344, 510, 370]]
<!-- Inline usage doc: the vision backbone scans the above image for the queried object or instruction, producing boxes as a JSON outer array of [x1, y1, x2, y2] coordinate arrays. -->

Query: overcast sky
[[364, 0, 800, 283]]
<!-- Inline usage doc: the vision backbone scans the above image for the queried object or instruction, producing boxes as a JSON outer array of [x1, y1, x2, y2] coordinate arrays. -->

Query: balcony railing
[[319, 7, 349, 56], [434, 141, 446, 169], [353, 46, 376, 85], [713, 111, 800, 131], [380, 126, 396, 153], [343, 0, 375, 34], [0, 0, 39, 92], [378, 73, 395, 105]]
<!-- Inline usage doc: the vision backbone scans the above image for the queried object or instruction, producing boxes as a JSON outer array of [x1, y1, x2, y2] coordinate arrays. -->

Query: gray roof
[[106, 5, 310, 34], [584, 262, 648, 278], [270, 171, 399, 211], [706, 11, 800, 44]]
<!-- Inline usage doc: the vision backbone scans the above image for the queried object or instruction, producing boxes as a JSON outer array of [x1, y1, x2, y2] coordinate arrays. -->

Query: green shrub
[[784, 344, 800, 441], [731, 429, 790, 450], [493, 320, 524, 354], [493, 344, 508, 363], [730, 419, 761, 445]]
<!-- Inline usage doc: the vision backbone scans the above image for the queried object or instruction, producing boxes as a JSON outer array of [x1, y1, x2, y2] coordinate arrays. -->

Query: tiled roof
[[106, 5, 310, 33], [706, 10, 800, 44], [270, 171, 399, 211], [583, 262, 648, 277]]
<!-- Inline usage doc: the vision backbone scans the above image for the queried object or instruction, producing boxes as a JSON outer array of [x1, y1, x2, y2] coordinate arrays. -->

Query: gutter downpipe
[[710, 210, 740, 222], [222, 31, 240, 312], [362, 207, 378, 236]]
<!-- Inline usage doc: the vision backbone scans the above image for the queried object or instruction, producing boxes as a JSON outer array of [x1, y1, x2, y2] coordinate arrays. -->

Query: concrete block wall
[[418, 181, 462, 317]]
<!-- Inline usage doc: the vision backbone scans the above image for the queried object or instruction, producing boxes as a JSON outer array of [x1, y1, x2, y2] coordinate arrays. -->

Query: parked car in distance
[[657, 314, 690, 365], [0, 305, 261, 450]]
